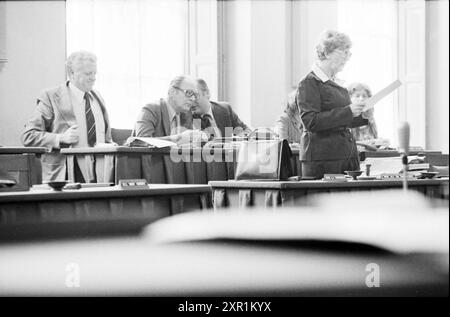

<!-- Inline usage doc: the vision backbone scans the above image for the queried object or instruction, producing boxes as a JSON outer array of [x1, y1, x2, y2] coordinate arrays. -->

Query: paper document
[[363, 155, 426, 176], [363, 80, 402, 111], [126, 137, 176, 148]]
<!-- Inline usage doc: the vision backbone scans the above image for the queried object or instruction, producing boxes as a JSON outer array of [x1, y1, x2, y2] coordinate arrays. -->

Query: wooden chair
[[111, 128, 133, 146]]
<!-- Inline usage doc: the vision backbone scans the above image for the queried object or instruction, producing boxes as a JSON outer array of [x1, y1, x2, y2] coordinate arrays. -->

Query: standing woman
[[296, 30, 369, 179]]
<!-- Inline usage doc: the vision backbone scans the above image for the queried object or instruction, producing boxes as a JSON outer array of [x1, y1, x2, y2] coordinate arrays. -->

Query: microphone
[[398, 121, 410, 156], [398, 122, 410, 191]]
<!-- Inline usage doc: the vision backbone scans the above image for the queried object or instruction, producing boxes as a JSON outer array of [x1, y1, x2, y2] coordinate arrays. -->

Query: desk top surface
[[0, 147, 47, 154], [0, 184, 211, 203], [0, 233, 447, 296], [209, 178, 449, 189], [60, 146, 238, 154]]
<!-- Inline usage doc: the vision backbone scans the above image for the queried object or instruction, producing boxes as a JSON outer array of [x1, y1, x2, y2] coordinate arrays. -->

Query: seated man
[[191, 78, 252, 140], [133, 75, 207, 144], [21, 51, 113, 182]]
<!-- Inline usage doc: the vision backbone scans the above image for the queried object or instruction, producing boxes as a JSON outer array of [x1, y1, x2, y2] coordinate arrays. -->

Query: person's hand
[[349, 102, 365, 117], [362, 108, 374, 120], [177, 129, 208, 145], [59, 125, 79, 145]]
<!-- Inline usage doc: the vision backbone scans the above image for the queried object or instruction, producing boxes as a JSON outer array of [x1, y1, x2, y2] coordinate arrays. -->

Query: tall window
[[66, 0, 188, 129], [336, 0, 398, 145]]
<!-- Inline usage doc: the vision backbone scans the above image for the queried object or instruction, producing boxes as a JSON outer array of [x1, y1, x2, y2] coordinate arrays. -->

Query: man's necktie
[[84, 92, 96, 147], [201, 114, 215, 140], [201, 114, 212, 130]]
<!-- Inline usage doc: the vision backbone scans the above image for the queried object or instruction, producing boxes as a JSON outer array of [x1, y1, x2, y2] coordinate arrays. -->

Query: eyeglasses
[[336, 48, 352, 57], [172, 86, 200, 99]]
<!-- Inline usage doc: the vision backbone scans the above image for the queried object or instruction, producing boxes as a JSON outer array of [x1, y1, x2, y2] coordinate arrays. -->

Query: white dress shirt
[[166, 101, 181, 135], [68, 82, 106, 147]]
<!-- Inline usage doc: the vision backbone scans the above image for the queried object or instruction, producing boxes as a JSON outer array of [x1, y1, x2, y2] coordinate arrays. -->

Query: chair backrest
[[111, 128, 133, 146]]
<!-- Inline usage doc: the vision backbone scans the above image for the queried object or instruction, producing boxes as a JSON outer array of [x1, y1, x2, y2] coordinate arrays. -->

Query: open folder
[[126, 136, 176, 148]]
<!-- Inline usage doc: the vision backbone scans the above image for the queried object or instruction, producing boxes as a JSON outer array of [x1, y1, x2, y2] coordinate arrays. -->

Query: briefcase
[[234, 130, 293, 181]]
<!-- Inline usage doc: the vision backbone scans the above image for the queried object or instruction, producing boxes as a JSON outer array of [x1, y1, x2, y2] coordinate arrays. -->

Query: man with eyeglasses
[[133, 75, 208, 144], [191, 78, 251, 140]]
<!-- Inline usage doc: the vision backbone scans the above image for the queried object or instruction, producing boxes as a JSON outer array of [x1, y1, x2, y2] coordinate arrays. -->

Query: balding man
[[191, 78, 251, 140], [22, 51, 113, 182]]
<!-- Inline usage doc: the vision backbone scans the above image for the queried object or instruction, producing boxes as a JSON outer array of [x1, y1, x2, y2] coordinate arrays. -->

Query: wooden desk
[[0, 147, 46, 192], [61, 146, 303, 184], [0, 184, 211, 239], [209, 178, 449, 209], [61, 146, 237, 184], [359, 149, 442, 161]]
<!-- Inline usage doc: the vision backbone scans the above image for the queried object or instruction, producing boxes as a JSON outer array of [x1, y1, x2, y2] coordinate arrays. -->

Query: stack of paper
[[126, 137, 176, 148]]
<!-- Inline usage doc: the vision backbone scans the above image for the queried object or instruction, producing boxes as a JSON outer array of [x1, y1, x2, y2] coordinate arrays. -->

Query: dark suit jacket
[[134, 99, 193, 137], [297, 72, 368, 162], [210, 101, 251, 138], [21, 82, 112, 181]]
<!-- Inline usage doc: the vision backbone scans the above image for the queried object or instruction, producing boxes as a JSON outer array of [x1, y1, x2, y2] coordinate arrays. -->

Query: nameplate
[[379, 173, 402, 179], [322, 174, 348, 182], [119, 179, 149, 189]]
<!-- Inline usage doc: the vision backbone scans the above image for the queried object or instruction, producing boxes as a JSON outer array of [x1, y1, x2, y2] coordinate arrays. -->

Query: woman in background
[[348, 82, 377, 140], [296, 30, 369, 179], [347, 82, 390, 150], [274, 90, 303, 144]]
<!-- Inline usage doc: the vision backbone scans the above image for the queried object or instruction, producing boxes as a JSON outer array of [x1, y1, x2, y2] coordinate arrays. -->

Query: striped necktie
[[84, 92, 96, 147]]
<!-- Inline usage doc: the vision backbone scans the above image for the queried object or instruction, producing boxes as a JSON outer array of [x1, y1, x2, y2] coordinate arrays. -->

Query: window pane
[[337, 0, 398, 145], [66, 0, 188, 129]]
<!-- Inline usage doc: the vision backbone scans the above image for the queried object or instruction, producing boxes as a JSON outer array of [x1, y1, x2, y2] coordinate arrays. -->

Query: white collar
[[165, 99, 178, 122], [312, 62, 330, 82], [203, 105, 214, 119], [69, 82, 91, 102], [311, 62, 346, 87]]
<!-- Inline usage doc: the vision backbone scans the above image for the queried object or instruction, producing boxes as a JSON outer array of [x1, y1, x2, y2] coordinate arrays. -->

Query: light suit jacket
[[21, 82, 112, 181], [133, 98, 193, 137]]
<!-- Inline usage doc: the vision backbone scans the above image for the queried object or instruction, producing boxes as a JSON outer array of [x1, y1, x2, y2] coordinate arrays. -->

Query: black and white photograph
[[0, 0, 448, 300]]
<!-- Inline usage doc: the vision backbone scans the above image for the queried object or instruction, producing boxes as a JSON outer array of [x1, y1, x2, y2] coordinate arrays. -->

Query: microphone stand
[[398, 121, 410, 193], [402, 153, 408, 192]]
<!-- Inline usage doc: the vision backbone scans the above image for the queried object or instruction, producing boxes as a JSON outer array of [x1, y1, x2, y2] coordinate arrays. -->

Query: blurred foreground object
[[1, 189, 447, 296]]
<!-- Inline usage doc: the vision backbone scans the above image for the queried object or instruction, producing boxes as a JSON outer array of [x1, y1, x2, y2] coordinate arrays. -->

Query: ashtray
[[344, 170, 363, 180], [419, 171, 438, 179], [43, 180, 68, 191]]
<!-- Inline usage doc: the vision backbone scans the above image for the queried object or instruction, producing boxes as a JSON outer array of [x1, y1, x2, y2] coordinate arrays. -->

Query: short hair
[[347, 82, 372, 98], [66, 51, 97, 74], [316, 30, 352, 61], [196, 78, 209, 95]]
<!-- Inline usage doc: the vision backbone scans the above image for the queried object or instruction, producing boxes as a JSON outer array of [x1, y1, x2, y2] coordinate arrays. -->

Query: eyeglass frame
[[335, 48, 352, 57], [171, 86, 200, 99]]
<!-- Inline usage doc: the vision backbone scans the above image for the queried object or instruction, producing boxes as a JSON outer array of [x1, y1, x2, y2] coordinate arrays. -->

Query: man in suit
[[191, 78, 251, 140], [21, 51, 113, 182], [134, 75, 207, 144]]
